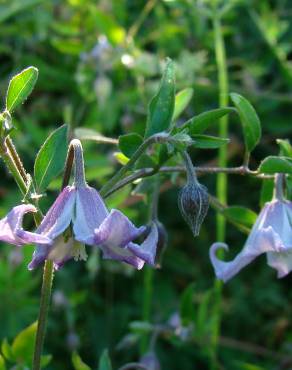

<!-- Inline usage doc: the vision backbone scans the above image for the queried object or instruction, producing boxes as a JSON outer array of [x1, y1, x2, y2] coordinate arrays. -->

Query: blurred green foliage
[[0, 0, 292, 369]]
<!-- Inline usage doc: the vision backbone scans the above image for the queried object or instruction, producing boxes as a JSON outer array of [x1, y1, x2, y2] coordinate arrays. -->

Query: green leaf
[[6, 66, 38, 112], [144, 59, 175, 138], [183, 108, 234, 135], [1, 339, 14, 361], [222, 206, 257, 228], [230, 93, 261, 153], [192, 135, 229, 149], [74, 128, 117, 145], [98, 349, 112, 370], [11, 322, 37, 366], [277, 139, 292, 157], [118, 133, 143, 158], [34, 125, 68, 192], [180, 283, 196, 326], [135, 154, 156, 170], [0, 355, 6, 370], [258, 156, 292, 174], [41, 354, 52, 367], [72, 352, 91, 370], [172, 88, 193, 121]]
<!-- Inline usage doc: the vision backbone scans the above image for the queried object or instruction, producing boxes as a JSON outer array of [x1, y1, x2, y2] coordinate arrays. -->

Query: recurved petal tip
[[128, 222, 158, 266], [0, 204, 47, 247]]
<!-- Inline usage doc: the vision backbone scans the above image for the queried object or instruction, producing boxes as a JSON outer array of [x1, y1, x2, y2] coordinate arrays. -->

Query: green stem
[[140, 180, 159, 354], [212, 9, 229, 369], [100, 133, 168, 197], [140, 266, 154, 354], [32, 260, 54, 370]]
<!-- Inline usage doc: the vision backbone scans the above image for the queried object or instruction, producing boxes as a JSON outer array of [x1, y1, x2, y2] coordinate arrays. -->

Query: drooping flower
[[210, 175, 292, 282], [29, 139, 158, 270]]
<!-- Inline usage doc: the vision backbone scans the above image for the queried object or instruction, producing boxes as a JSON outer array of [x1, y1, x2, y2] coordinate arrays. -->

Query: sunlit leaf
[[72, 352, 91, 370], [34, 125, 68, 192], [11, 322, 37, 366], [6, 66, 38, 112], [172, 88, 193, 121]]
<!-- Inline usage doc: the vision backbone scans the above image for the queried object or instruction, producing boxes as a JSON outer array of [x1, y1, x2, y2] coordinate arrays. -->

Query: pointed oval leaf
[[222, 206, 257, 228], [118, 133, 143, 158], [72, 352, 91, 370], [144, 59, 175, 138], [0, 355, 5, 370], [34, 125, 68, 192], [1, 339, 14, 362], [230, 93, 261, 153], [183, 107, 234, 134], [258, 156, 292, 174], [277, 139, 292, 157], [12, 322, 37, 366], [172, 88, 193, 121], [98, 349, 112, 370], [6, 67, 38, 112], [192, 134, 229, 149]]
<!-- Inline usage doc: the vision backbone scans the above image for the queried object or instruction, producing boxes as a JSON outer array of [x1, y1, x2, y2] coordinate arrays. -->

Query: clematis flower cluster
[[0, 139, 158, 270], [210, 174, 292, 282]]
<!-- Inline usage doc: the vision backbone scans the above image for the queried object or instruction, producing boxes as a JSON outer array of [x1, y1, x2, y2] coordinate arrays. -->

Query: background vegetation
[[0, 0, 292, 369]]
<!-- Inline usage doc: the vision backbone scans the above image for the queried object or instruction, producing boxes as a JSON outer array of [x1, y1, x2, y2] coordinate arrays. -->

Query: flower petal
[[93, 209, 146, 248], [209, 226, 282, 282], [101, 244, 145, 270], [73, 186, 108, 244], [37, 186, 76, 238], [0, 205, 50, 246], [128, 223, 158, 266], [267, 249, 292, 278]]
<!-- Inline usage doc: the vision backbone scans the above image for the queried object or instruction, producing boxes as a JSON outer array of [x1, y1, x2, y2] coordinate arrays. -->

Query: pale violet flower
[[29, 139, 158, 270], [210, 198, 292, 282]]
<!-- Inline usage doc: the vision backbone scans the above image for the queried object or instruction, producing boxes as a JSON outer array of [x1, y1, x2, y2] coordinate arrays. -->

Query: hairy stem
[[100, 133, 169, 197], [32, 260, 54, 370]]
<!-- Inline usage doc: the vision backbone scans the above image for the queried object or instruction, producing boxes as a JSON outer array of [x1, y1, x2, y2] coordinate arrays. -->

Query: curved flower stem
[[100, 133, 169, 197], [32, 260, 54, 370]]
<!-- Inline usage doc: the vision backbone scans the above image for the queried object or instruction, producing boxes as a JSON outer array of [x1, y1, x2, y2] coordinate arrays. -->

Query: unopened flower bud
[[178, 152, 209, 237], [178, 181, 209, 237], [140, 351, 160, 370]]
